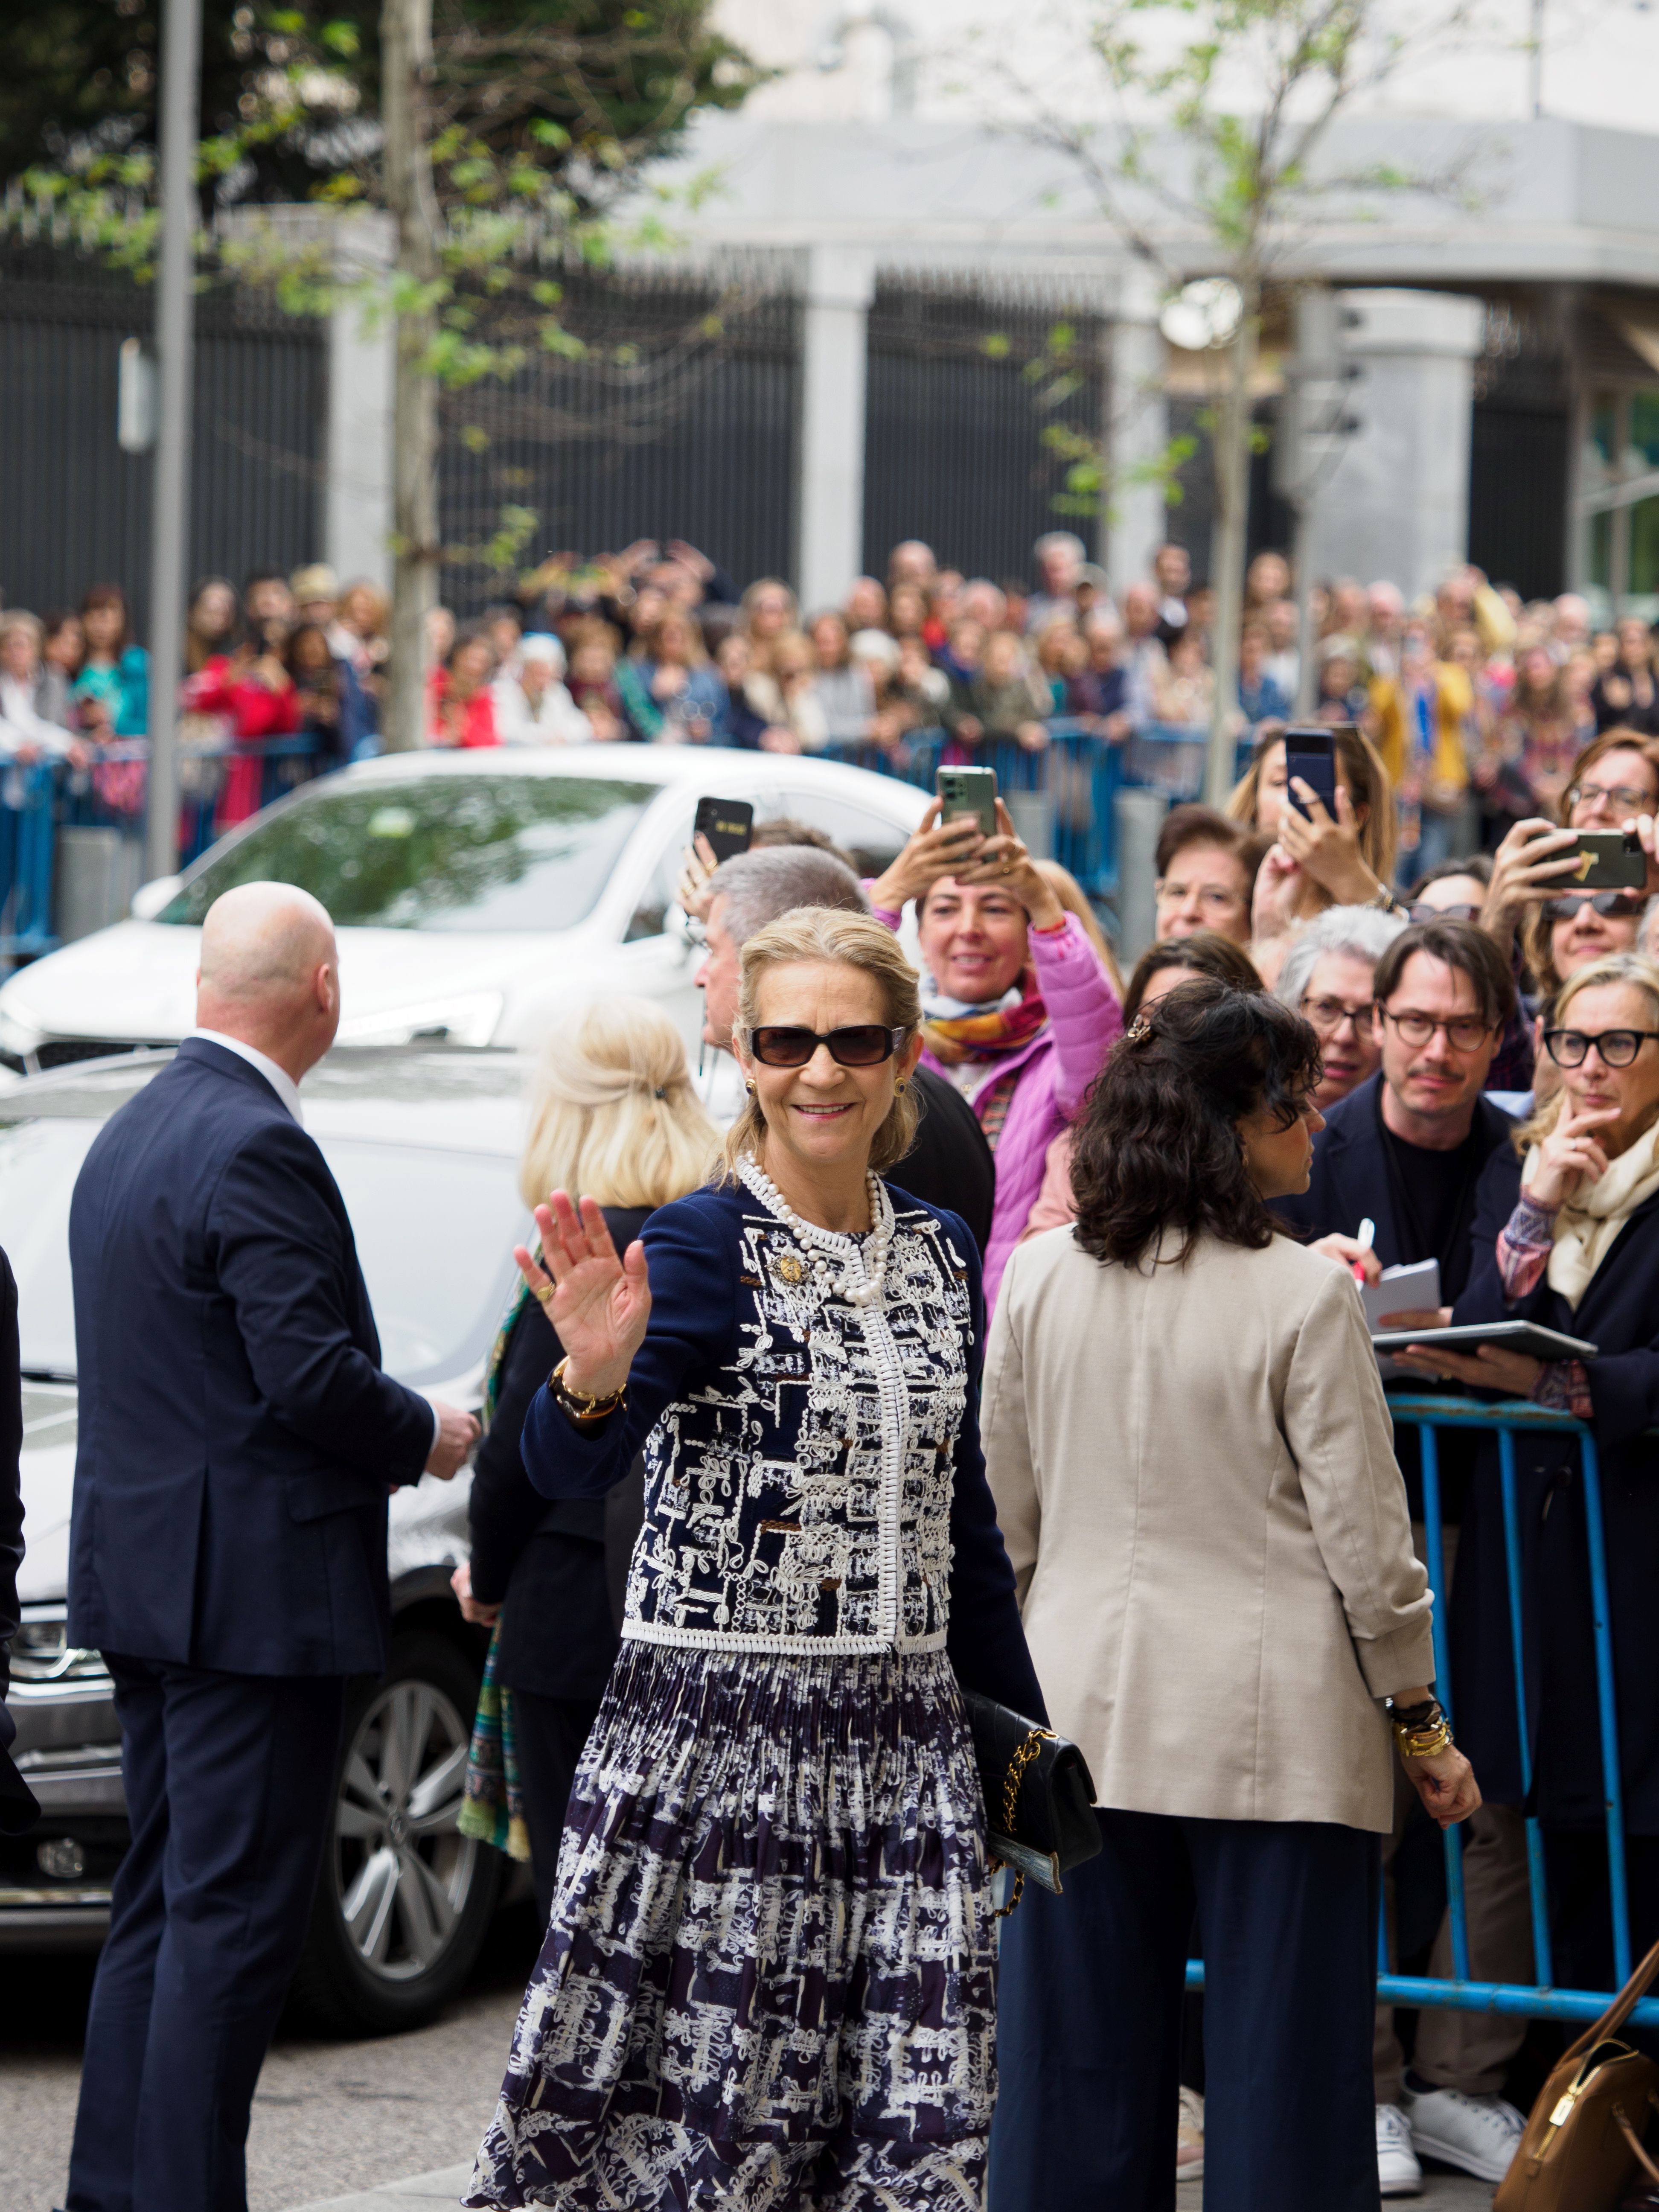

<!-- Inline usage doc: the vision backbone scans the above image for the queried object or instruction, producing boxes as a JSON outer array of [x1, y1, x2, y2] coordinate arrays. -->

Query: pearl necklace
[[739, 1157, 895, 1309]]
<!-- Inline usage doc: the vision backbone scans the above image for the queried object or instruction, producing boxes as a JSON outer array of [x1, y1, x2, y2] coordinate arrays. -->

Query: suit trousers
[[989, 1807, 1381, 2212], [65, 1655, 345, 2212], [509, 1688, 600, 1927]]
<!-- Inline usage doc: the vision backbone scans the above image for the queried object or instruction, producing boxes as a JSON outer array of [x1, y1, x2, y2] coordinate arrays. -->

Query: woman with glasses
[[1483, 728, 1659, 967], [468, 905, 1044, 2212], [1274, 904, 1406, 1110], [1395, 951, 1659, 2012]]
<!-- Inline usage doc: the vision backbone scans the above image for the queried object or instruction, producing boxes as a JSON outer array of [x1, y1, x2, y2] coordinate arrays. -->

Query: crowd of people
[[0, 533, 1652, 862], [10, 526, 1659, 2212]]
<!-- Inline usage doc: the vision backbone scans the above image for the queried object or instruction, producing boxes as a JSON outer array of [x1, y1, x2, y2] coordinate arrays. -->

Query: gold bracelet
[[1394, 1717, 1455, 1759], [551, 1355, 626, 1420]]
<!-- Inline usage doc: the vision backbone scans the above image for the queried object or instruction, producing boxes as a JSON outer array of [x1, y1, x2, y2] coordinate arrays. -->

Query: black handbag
[[962, 1687, 1102, 1911]]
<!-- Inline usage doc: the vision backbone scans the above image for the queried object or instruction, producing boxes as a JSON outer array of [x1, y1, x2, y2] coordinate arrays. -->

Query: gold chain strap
[[990, 1726, 1055, 1920]]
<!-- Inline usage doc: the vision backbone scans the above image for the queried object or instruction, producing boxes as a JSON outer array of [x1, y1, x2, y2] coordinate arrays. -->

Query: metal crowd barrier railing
[[0, 736, 329, 960], [1183, 1396, 1659, 2030]]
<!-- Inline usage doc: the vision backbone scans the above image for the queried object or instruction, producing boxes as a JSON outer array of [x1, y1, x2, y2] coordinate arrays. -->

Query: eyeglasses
[[1543, 1026, 1659, 1068], [1380, 1008, 1498, 1052], [1566, 782, 1654, 815], [1300, 994, 1376, 1035], [1540, 891, 1647, 925], [1406, 901, 1481, 924], [748, 1024, 910, 1068]]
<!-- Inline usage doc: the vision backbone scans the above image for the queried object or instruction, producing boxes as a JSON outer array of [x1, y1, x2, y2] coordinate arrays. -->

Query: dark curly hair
[[1071, 979, 1322, 1267]]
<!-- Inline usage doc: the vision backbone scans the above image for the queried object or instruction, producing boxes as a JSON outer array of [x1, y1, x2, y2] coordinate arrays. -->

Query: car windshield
[[0, 1121, 523, 1385], [158, 775, 656, 932]]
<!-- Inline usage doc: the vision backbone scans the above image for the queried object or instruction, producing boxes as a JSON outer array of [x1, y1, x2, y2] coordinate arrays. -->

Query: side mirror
[[131, 875, 182, 922]]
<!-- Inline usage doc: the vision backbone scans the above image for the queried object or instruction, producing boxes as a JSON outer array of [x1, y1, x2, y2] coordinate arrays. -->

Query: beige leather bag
[[1495, 1938, 1659, 2212]]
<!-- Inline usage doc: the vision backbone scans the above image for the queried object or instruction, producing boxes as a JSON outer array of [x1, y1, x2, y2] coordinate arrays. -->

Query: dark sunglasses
[[1543, 1026, 1659, 1069], [749, 1024, 910, 1068], [1541, 891, 1647, 924]]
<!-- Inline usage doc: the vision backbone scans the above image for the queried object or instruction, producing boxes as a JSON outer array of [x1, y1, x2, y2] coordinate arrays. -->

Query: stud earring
[[894, 1079, 907, 1094], [745, 1081, 757, 1095]]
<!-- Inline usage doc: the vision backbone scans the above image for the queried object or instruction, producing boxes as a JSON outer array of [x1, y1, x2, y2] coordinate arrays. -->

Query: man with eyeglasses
[[1277, 919, 1532, 2194]]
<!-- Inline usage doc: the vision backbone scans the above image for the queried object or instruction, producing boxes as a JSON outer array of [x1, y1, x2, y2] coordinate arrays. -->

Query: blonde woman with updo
[[454, 998, 717, 1921], [468, 907, 1043, 2212]]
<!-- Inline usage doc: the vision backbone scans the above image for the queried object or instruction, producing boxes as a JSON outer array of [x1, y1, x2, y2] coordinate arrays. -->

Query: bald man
[[63, 882, 477, 2212]]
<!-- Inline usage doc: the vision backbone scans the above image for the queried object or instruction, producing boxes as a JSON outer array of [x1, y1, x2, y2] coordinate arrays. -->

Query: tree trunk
[[381, 0, 439, 753], [1202, 285, 1258, 809]]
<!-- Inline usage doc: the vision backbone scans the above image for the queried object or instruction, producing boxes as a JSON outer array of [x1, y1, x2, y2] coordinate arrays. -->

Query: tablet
[[1371, 1320, 1599, 1362]]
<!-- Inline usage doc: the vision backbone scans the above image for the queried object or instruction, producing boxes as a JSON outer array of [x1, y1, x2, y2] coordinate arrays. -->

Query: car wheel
[[287, 1630, 502, 2034]]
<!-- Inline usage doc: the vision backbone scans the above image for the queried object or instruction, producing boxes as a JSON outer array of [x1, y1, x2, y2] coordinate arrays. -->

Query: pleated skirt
[[464, 1639, 995, 2212]]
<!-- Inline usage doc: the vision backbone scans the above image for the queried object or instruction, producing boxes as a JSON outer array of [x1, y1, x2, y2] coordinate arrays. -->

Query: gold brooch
[[774, 1252, 806, 1284]]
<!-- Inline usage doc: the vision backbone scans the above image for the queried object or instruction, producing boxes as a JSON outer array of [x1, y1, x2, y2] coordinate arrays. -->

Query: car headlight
[[335, 991, 505, 1049], [11, 1608, 111, 1685]]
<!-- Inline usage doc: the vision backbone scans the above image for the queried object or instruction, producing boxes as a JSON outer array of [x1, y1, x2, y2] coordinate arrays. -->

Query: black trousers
[[989, 1807, 1383, 2212], [66, 1655, 344, 2212], [512, 1686, 600, 1926]]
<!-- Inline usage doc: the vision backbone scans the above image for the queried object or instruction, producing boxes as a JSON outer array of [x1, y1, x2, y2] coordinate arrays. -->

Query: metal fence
[[1185, 1397, 1659, 2031], [0, 243, 326, 632]]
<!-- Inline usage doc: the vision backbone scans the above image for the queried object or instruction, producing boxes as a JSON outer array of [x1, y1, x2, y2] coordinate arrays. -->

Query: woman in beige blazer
[[983, 978, 1479, 2212]]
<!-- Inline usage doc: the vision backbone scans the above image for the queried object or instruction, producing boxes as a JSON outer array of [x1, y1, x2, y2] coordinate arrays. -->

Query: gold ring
[[533, 1283, 555, 1305], [1000, 862, 1013, 876]]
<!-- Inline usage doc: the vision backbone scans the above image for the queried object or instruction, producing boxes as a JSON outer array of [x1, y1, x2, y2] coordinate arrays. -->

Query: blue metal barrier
[[818, 721, 1126, 906], [1183, 1395, 1659, 2029], [0, 737, 329, 963]]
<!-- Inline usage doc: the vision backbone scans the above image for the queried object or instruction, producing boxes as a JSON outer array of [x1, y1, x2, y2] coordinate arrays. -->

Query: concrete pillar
[[1105, 263, 1171, 593], [326, 213, 396, 593], [796, 244, 876, 614], [1305, 289, 1484, 600]]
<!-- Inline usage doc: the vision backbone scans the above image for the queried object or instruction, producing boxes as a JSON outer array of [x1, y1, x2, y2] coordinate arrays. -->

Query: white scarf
[[1522, 1116, 1659, 1309]]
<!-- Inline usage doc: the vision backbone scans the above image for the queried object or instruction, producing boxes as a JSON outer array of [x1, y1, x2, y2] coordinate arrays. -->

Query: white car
[[3, 1047, 532, 2029], [0, 745, 928, 1071]]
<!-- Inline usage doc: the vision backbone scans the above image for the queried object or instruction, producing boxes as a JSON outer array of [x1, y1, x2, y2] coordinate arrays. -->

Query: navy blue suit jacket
[[67, 1039, 435, 1676], [1274, 1072, 1515, 1301]]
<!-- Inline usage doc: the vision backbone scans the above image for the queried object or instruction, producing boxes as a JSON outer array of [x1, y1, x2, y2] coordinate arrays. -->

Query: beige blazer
[[983, 1226, 1435, 1834]]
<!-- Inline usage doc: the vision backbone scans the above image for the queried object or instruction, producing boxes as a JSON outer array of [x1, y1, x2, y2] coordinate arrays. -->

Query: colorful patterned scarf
[[457, 1255, 536, 1865], [921, 965, 1049, 1067]]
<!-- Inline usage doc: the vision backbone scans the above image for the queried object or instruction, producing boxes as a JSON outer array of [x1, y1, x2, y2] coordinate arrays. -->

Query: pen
[[1353, 1217, 1375, 1284]]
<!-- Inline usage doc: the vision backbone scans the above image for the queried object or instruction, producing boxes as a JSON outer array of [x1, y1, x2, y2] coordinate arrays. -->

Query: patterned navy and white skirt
[[465, 1170, 1044, 2211], [465, 1639, 993, 2211]]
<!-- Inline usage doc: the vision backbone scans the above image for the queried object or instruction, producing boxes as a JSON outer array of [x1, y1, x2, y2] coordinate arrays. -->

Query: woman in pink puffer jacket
[[870, 798, 1123, 1306]]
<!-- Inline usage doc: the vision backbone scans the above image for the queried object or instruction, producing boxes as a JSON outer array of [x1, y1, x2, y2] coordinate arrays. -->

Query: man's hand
[[1310, 1233, 1381, 1284], [425, 1401, 479, 1480]]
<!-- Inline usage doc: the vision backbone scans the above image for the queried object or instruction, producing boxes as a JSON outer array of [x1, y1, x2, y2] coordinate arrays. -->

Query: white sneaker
[[1176, 2084, 1204, 2183], [1377, 2103, 1423, 2197], [1401, 2081, 1526, 2183]]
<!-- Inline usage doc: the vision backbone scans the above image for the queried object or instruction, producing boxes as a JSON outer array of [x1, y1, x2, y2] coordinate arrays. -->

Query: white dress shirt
[[187, 1028, 439, 1455], [188, 1028, 305, 1126]]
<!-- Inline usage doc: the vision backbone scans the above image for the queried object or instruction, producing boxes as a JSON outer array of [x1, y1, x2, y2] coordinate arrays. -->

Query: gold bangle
[[1395, 1718, 1455, 1759], [551, 1354, 626, 1420]]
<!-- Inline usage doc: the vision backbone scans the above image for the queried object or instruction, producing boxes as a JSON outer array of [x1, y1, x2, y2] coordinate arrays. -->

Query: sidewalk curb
[[281, 2164, 471, 2212]]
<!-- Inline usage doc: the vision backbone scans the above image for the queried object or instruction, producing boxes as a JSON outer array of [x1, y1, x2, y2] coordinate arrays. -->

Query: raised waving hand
[[514, 1191, 650, 1401]]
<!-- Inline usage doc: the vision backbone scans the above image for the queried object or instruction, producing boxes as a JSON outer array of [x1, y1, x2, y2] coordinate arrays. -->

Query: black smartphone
[[693, 796, 754, 865], [935, 766, 998, 839], [1569, 829, 1647, 891], [1283, 725, 1339, 822]]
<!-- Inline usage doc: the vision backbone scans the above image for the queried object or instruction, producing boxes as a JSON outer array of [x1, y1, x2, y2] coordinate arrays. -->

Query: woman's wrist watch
[[1364, 879, 1409, 920], [551, 1355, 626, 1424]]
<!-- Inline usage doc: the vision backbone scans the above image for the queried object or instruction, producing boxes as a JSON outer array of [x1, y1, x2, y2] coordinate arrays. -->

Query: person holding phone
[[1226, 724, 1400, 986], [1482, 729, 1659, 968], [868, 794, 1123, 1306], [1396, 951, 1659, 2021]]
